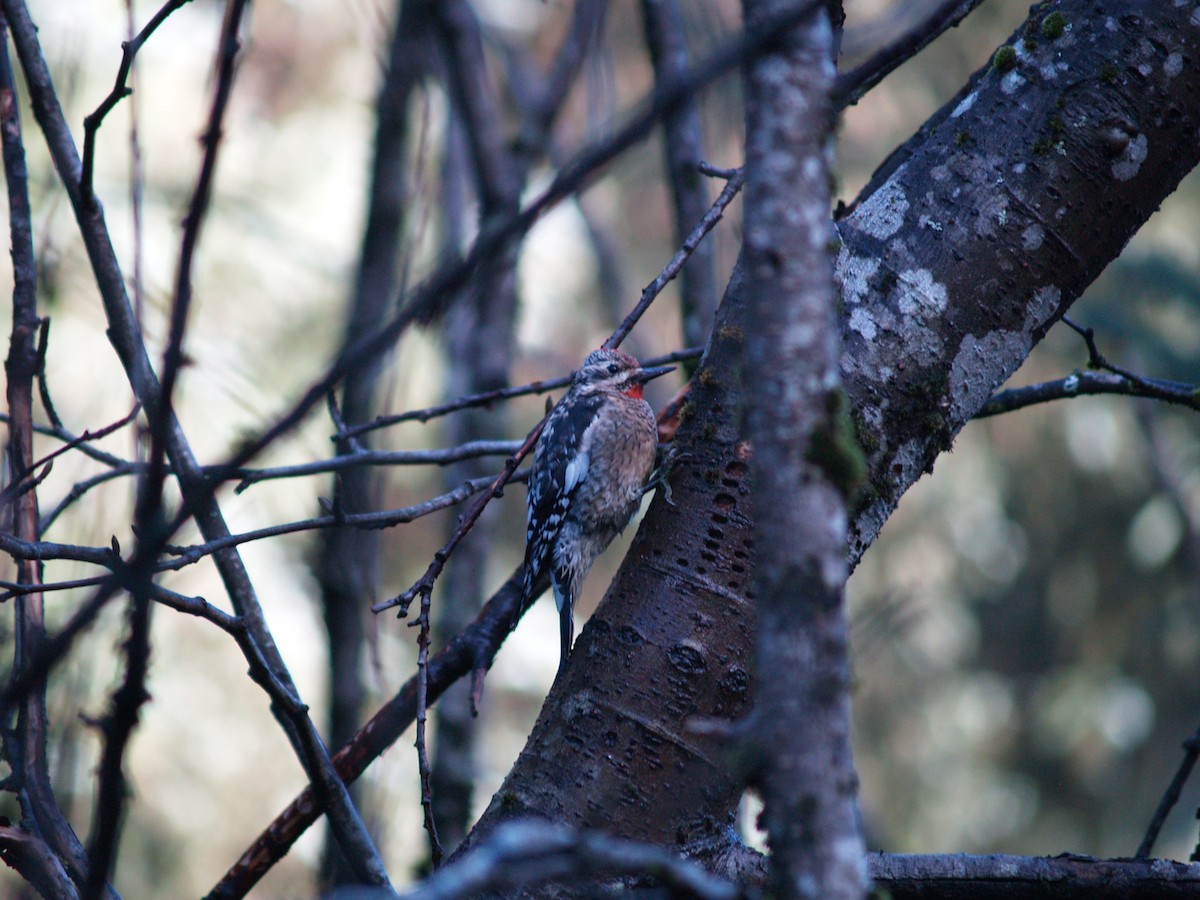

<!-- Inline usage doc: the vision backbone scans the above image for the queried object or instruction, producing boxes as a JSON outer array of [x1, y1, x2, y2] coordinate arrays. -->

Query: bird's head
[[574, 348, 674, 399]]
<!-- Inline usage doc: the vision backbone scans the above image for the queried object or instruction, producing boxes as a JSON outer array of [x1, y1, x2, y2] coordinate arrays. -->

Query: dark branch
[[341, 347, 700, 439], [977, 370, 1200, 418], [1136, 724, 1200, 858], [402, 820, 739, 900], [80, 0, 194, 206], [605, 169, 743, 350], [834, 0, 988, 107]]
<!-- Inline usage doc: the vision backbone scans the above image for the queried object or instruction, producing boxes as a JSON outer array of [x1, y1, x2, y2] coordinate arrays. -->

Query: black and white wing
[[520, 391, 605, 601]]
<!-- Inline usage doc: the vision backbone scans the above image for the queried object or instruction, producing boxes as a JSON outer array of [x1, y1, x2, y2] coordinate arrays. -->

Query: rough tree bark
[[464, 0, 1200, 884], [738, 0, 866, 897]]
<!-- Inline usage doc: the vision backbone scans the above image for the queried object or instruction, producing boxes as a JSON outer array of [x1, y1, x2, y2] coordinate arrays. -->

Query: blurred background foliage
[[4, 0, 1200, 894]]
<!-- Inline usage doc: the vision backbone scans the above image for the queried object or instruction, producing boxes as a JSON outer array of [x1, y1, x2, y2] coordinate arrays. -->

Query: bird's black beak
[[635, 364, 675, 384]]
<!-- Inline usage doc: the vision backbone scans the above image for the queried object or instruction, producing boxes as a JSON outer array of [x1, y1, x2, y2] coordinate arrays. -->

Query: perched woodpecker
[[521, 348, 674, 676]]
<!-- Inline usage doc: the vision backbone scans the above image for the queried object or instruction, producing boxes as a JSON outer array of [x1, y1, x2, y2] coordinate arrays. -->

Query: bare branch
[[342, 348, 700, 439], [978, 318, 1200, 418], [0, 825, 80, 900], [231, 440, 523, 492], [170, 472, 519, 571], [40, 465, 143, 533], [977, 370, 1200, 418], [399, 820, 739, 900], [0, 404, 140, 510], [834, 0, 988, 107], [1136, 723, 1200, 858], [415, 587, 442, 866], [80, 0, 195, 206], [869, 852, 1200, 898], [604, 169, 744, 350]]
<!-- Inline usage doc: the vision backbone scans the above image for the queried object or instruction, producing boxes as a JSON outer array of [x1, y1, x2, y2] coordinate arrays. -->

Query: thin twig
[[373, 431, 543, 616], [125, 0, 147, 325], [80, 0, 195, 206], [1136, 725, 1200, 858], [154, 0, 243, 460], [976, 370, 1200, 418], [0, 404, 140, 508], [231, 440, 522, 492], [697, 160, 741, 180], [342, 347, 700, 438], [169, 472, 521, 569], [0, 408, 136, 470], [415, 586, 443, 866], [0, 576, 110, 602], [833, 0, 988, 107], [33, 317, 64, 430], [605, 168, 744, 349], [7, 471, 520, 586], [978, 317, 1200, 418], [40, 465, 143, 533]]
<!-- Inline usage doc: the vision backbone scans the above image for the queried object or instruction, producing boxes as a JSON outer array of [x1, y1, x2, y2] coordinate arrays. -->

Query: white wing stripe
[[564, 449, 589, 494]]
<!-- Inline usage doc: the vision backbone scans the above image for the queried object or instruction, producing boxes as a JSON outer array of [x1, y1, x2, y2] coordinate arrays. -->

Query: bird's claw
[[645, 446, 692, 506]]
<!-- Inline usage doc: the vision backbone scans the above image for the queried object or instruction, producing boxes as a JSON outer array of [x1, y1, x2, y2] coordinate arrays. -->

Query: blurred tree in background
[[1, 0, 1200, 896]]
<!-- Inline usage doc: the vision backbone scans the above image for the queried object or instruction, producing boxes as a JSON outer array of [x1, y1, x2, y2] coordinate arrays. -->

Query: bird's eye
[[607, 363, 620, 375]]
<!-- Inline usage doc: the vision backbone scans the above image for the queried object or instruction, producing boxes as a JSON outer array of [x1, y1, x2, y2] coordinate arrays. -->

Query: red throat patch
[[623, 383, 645, 399]]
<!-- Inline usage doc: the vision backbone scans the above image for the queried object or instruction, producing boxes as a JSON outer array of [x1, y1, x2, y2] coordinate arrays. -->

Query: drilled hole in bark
[[725, 459, 748, 478], [616, 625, 642, 646], [721, 664, 749, 694], [707, 527, 724, 541], [667, 642, 707, 675], [714, 493, 736, 510]]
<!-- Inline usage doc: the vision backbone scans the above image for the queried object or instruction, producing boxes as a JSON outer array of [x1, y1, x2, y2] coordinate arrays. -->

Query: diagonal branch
[[80, 0, 194, 206]]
